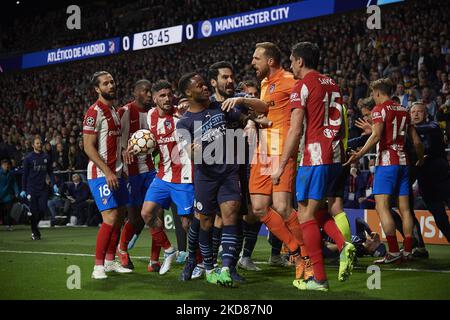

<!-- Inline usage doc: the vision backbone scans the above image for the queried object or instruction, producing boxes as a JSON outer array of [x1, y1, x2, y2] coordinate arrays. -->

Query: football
[[128, 129, 156, 155]]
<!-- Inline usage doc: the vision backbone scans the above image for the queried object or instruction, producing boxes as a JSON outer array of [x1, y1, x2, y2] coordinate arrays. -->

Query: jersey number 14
[[392, 116, 407, 142]]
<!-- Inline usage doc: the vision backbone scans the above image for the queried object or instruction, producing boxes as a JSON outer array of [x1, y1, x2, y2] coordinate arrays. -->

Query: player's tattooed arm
[[221, 97, 268, 113], [83, 133, 119, 190], [239, 113, 272, 128]]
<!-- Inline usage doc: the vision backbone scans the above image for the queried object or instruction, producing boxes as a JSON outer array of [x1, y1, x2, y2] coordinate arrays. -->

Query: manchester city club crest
[[269, 83, 276, 93]]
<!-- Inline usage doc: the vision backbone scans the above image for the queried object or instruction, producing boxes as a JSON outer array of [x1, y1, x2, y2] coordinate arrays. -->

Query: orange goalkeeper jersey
[[258, 68, 297, 156]]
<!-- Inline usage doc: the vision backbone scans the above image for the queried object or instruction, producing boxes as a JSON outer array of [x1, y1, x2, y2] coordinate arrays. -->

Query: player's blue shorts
[[296, 164, 341, 202], [194, 173, 242, 215], [373, 165, 409, 196], [144, 177, 194, 216], [88, 177, 129, 212], [127, 170, 156, 207]]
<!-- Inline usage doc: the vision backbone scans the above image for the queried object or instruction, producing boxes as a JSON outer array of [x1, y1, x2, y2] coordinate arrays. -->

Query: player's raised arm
[[221, 96, 268, 113], [345, 122, 383, 166]]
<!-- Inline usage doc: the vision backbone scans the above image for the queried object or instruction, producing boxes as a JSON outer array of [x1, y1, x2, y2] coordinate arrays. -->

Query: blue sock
[[269, 231, 282, 256], [212, 226, 222, 264], [188, 217, 200, 262], [233, 223, 243, 267], [221, 225, 240, 268], [199, 226, 214, 271], [242, 220, 261, 258]]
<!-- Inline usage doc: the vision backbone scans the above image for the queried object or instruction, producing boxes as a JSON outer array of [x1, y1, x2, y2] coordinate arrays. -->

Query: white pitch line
[[1, 250, 450, 274]]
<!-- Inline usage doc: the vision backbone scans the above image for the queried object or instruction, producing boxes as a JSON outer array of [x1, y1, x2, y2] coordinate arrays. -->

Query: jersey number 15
[[323, 91, 343, 127]]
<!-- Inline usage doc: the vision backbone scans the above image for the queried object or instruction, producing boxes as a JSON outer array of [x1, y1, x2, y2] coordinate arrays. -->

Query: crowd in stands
[[0, 0, 294, 56], [0, 0, 449, 206]]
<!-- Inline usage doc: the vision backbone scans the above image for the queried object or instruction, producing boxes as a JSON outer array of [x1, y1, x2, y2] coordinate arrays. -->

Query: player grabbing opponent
[[176, 73, 242, 287]]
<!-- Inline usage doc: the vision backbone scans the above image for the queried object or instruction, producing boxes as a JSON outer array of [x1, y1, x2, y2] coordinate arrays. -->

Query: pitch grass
[[0, 226, 449, 300]]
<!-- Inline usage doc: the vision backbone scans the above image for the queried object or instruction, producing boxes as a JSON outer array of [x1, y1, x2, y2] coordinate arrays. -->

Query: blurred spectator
[[74, 140, 89, 171], [52, 142, 68, 170], [352, 73, 369, 105], [0, 159, 19, 230], [47, 175, 68, 227], [394, 83, 410, 107], [65, 174, 91, 227], [421, 87, 438, 120]]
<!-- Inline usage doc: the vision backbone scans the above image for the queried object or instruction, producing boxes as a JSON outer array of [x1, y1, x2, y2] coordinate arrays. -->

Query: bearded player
[[207, 61, 261, 280], [138, 80, 193, 275], [231, 42, 311, 281], [83, 71, 132, 279], [117, 79, 157, 270]]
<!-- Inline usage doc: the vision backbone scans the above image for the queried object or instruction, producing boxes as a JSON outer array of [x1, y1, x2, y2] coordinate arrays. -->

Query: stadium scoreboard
[[130, 25, 185, 51], [0, 0, 404, 73]]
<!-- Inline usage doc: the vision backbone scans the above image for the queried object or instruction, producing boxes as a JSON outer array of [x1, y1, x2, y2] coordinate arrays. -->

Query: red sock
[[285, 210, 308, 256], [316, 209, 345, 252], [150, 232, 162, 262], [119, 221, 135, 252], [95, 223, 113, 265], [403, 236, 413, 253], [300, 219, 327, 282], [261, 208, 299, 253], [105, 224, 121, 261], [386, 235, 400, 253], [195, 248, 202, 264], [151, 227, 172, 250]]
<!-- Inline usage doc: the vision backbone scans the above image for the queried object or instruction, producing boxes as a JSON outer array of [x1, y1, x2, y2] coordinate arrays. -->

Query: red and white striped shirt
[[83, 100, 123, 180], [148, 108, 193, 183], [118, 101, 155, 176], [371, 100, 410, 166], [291, 71, 345, 166]]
